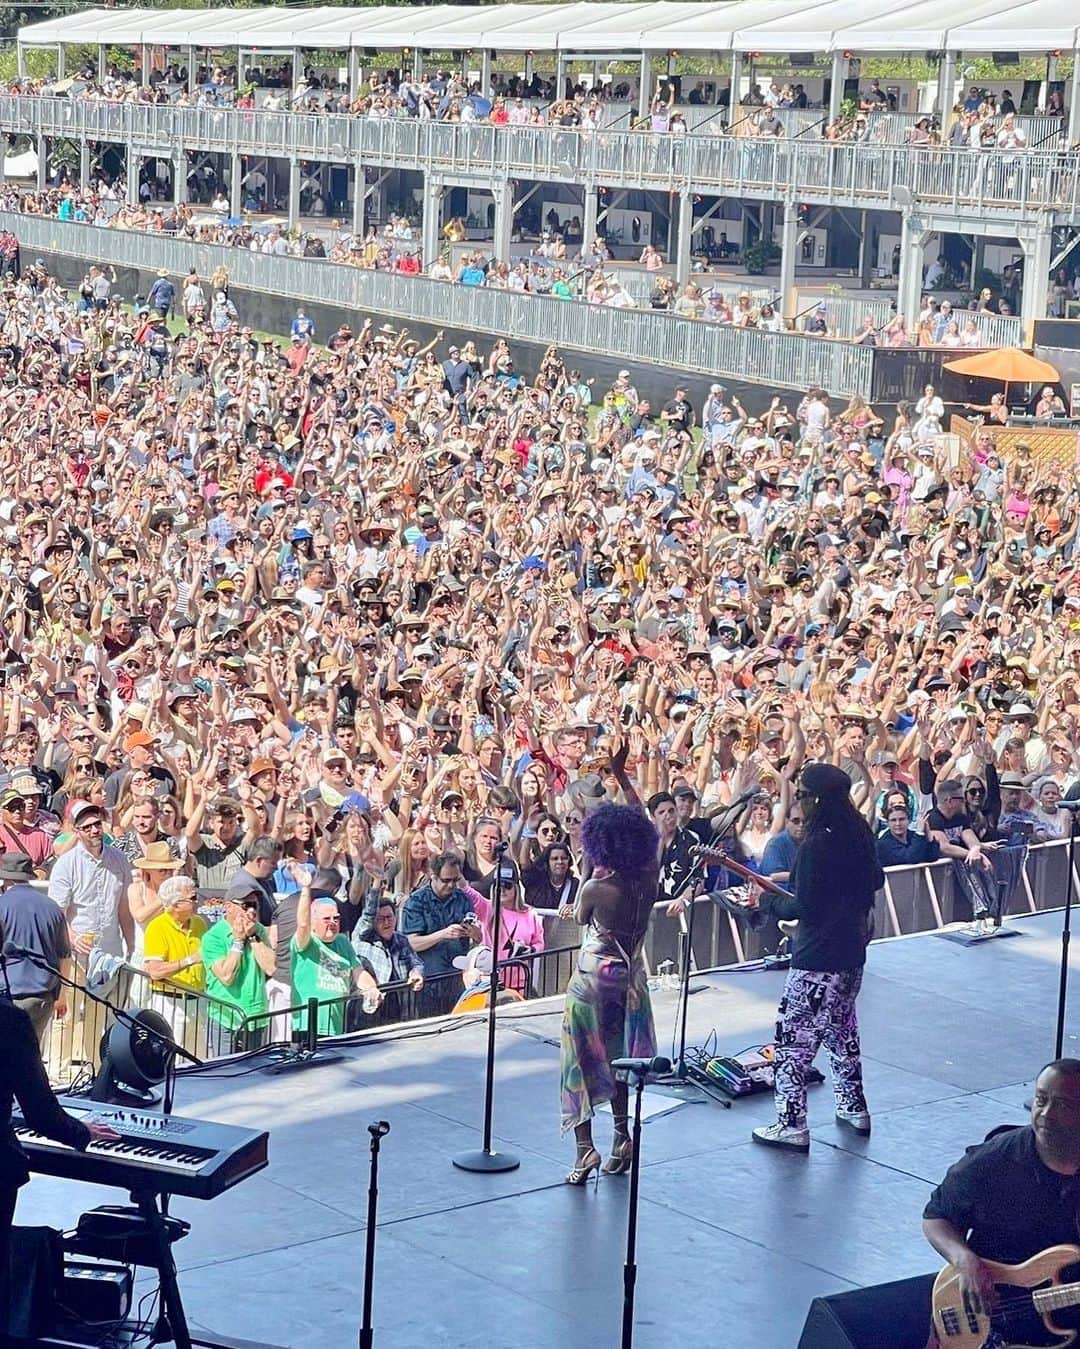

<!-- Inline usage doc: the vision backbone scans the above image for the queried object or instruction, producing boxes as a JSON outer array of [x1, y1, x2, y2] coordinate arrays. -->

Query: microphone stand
[[1056, 810, 1078, 1059], [359, 1121, 390, 1349], [619, 1059, 665, 1349], [453, 840, 520, 1173], [657, 798, 752, 1093]]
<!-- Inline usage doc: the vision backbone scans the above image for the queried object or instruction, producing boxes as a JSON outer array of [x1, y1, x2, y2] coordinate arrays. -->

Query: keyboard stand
[[135, 1191, 289, 1349], [136, 1189, 193, 1349]]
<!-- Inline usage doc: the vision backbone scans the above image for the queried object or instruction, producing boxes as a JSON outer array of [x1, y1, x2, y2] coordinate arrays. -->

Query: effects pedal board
[[693, 1045, 826, 1098]]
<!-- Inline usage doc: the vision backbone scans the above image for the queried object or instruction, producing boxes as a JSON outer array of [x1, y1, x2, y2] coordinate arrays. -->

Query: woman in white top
[[913, 384, 944, 438]]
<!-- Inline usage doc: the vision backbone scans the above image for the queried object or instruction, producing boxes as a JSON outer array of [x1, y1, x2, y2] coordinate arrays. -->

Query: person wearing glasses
[[401, 852, 479, 1015], [749, 763, 883, 1153], [290, 875, 382, 1038], [201, 889, 276, 1055]]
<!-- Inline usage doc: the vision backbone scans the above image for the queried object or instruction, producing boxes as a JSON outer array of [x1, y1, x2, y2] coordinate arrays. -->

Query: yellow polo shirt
[[143, 911, 208, 992]]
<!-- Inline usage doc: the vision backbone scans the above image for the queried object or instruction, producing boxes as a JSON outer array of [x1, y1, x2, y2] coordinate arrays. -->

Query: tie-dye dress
[[560, 917, 656, 1131]]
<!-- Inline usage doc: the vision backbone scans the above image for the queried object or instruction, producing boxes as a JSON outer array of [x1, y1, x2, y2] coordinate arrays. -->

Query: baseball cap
[[70, 800, 104, 826], [123, 731, 157, 753]]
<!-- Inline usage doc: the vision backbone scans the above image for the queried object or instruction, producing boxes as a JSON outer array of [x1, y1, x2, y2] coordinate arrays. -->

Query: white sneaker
[[835, 1109, 871, 1135], [752, 1122, 810, 1152]]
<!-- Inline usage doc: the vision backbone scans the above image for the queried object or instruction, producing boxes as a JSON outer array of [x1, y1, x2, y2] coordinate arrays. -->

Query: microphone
[[2, 941, 36, 961], [717, 787, 760, 814], [709, 786, 760, 827], [367, 1120, 390, 1139], [612, 1055, 671, 1077], [1055, 800, 1080, 811]]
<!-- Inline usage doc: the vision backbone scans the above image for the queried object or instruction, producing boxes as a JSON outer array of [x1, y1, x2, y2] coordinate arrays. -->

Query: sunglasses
[[232, 898, 259, 912]]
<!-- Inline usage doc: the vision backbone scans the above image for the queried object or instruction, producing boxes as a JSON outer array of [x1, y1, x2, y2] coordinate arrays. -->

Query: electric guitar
[[932, 1244, 1080, 1347], [690, 845, 794, 900]]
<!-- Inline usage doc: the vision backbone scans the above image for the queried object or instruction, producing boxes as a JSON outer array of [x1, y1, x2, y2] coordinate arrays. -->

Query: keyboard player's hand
[[86, 1122, 122, 1143]]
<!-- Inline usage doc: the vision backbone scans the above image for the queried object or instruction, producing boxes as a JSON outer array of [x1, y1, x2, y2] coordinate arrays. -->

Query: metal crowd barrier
[[4, 95, 1080, 221], [4, 210, 877, 394], [44, 942, 583, 1089], [42, 833, 1072, 1085]]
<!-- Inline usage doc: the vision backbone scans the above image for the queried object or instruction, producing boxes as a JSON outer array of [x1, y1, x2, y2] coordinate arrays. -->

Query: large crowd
[[0, 232, 1073, 1067]]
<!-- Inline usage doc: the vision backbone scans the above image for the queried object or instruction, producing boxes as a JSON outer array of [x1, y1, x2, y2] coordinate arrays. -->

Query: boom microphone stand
[[659, 794, 755, 1086], [6, 943, 200, 1077], [359, 1121, 390, 1349]]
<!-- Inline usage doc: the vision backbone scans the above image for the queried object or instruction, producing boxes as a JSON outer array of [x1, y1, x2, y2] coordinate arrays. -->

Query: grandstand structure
[[5, 1, 1080, 344]]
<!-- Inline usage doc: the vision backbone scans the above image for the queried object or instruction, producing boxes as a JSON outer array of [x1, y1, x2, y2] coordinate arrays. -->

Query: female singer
[[750, 762, 884, 1153], [560, 803, 659, 1185]]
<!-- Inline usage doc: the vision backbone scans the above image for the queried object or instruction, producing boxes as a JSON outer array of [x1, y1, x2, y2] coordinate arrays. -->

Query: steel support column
[[898, 214, 930, 324], [828, 52, 846, 123], [779, 198, 799, 323], [674, 190, 693, 284], [1019, 224, 1053, 332], [492, 178, 514, 261]]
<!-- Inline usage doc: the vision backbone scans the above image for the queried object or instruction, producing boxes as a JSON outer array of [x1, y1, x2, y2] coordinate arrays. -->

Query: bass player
[[923, 1058, 1080, 1347]]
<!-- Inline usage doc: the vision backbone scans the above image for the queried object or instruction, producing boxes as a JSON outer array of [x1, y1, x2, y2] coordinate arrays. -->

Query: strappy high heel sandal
[[602, 1136, 633, 1175], [565, 1147, 602, 1186]]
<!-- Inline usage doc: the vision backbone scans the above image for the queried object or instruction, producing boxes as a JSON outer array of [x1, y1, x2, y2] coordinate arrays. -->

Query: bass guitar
[[932, 1243, 1080, 1347]]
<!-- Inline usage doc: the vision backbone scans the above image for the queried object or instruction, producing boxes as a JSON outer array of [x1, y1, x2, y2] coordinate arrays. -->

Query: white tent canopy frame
[[16, 0, 1080, 123]]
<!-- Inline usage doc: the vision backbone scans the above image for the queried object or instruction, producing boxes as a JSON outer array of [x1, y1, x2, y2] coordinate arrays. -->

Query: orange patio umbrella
[[944, 347, 1059, 384]]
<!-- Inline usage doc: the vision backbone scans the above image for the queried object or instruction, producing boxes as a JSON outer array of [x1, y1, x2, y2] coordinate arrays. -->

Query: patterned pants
[[773, 968, 866, 1129]]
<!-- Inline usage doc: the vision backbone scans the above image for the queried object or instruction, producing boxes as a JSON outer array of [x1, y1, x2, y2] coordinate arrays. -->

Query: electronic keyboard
[[13, 1097, 269, 1200]]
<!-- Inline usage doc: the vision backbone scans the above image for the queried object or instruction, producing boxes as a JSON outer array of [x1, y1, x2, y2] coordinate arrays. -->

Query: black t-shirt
[[658, 825, 701, 902], [927, 807, 974, 844], [662, 398, 692, 433], [761, 826, 883, 971], [924, 1125, 1080, 1265]]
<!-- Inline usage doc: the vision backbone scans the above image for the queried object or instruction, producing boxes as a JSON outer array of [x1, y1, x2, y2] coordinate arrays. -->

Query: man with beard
[[922, 1060, 1080, 1345]]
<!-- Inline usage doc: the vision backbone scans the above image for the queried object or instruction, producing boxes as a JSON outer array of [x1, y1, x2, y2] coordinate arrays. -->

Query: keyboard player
[[0, 993, 118, 1301]]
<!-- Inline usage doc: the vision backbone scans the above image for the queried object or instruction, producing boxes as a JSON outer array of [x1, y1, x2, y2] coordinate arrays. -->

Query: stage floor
[[19, 911, 1075, 1349]]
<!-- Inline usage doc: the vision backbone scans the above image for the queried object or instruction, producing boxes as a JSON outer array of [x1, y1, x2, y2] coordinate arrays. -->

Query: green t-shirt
[[202, 918, 270, 1030], [290, 932, 360, 1036]]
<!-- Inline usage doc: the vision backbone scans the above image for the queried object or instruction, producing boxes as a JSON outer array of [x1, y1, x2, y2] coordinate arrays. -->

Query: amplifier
[[60, 1260, 132, 1324]]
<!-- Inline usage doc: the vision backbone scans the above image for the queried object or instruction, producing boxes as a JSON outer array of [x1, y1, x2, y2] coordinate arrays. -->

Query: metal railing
[[5, 95, 1080, 222], [42, 832, 1072, 1085], [796, 292, 1023, 346], [6, 210, 877, 394]]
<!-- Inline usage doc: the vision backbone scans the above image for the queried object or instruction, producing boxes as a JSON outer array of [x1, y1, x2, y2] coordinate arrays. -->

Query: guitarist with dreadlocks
[[746, 762, 883, 1154]]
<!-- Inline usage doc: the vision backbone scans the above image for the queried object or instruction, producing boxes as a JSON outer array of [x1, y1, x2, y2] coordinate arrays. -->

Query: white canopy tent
[[943, 0, 1080, 54], [733, 0, 934, 54], [837, 0, 1017, 55], [17, 1, 1080, 67]]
